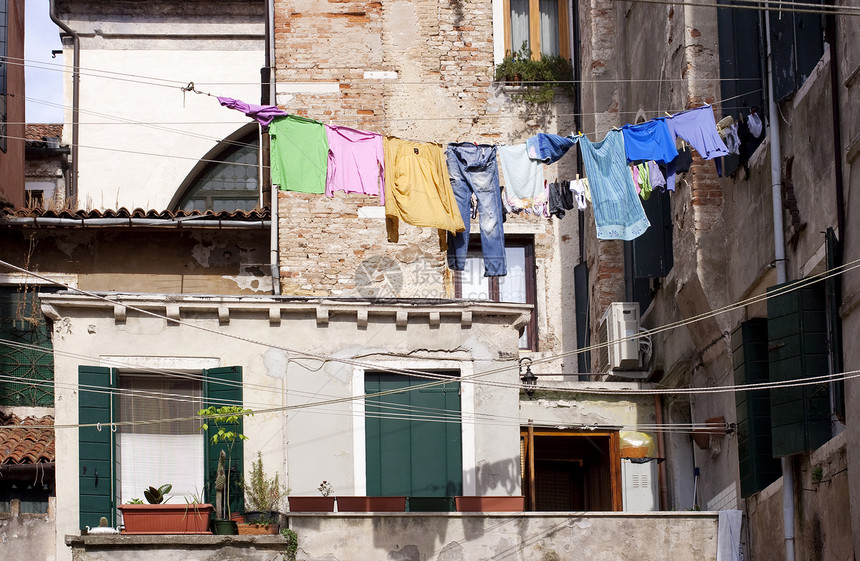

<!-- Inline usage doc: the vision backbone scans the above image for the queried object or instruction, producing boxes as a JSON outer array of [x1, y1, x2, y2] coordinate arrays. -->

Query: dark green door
[[365, 372, 462, 497]]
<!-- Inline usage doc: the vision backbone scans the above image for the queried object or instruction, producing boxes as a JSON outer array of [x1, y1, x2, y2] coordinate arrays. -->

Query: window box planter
[[118, 503, 214, 534], [288, 496, 335, 512], [407, 496, 455, 512], [454, 496, 525, 512], [336, 496, 406, 512], [237, 522, 280, 535]]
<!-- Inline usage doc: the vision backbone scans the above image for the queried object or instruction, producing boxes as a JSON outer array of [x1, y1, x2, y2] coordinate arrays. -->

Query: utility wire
[[619, 0, 860, 16]]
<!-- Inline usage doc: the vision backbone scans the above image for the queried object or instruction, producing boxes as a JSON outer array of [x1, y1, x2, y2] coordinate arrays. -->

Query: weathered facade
[[0, 0, 26, 208], [576, 0, 860, 557]]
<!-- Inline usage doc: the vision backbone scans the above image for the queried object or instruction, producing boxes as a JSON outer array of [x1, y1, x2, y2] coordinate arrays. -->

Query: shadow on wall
[[464, 455, 521, 496]]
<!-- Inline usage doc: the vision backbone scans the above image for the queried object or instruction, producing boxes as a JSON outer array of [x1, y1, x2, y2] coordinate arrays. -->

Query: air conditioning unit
[[596, 302, 642, 372]]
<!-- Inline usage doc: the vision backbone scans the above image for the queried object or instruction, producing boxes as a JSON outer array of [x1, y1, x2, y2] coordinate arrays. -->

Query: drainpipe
[[764, 9, 795, 561], [49, 0, 79, 207], [264, 0, 280, 295], [654, 395, 669, 510]]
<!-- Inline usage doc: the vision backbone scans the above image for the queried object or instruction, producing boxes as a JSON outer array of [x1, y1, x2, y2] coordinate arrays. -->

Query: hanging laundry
[[446, 143, 507, 277], [647, 160, 667, 191], [569, 178, 589, 210], [665, 107, 731, 160], [672, 145, 693, 174], [498, 144, 547, 215], [383, 137, 464, 248], [217, 96, 288, 128], [325, 125, 385, 203], [526, 133, 578, 164], [269, 115, 329, 194], [631, 165, 641, 194], [548, 181, 575, 219], [747, 110, 763, 138], [722, 122, 741, 155], [637, 163, 653, 200], [621, 120, 679, 164], [660, 106, 730, 191], [578, 130, 650, 240]]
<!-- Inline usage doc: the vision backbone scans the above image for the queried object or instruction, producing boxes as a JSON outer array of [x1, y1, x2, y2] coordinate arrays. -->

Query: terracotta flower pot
[[336, 496, 406, 512], [118, 503, 214, 534], [237, 522, 280, 535], [288, 496, 335, 512], [454, 496, 525, 512]]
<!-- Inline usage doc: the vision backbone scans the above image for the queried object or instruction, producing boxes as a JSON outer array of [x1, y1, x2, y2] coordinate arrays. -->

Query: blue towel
[[578, 131, 650, 240]]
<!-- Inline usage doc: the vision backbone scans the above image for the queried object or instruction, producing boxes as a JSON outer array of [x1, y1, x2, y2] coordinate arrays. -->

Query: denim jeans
[[446, 143, 507, 277]]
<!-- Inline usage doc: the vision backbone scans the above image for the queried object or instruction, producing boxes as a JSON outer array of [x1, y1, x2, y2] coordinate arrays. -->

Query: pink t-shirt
[[325, 125, 385, 204]]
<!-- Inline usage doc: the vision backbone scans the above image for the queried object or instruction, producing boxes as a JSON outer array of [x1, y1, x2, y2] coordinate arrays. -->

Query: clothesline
[[220, 94, 751, 269]]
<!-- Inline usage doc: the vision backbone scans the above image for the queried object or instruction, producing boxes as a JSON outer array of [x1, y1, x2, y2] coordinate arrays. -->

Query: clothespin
[[576, 173, 580, 181], [665, 111, 672, 117]]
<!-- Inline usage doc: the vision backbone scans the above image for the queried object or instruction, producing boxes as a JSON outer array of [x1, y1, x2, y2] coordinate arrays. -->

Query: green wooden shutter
[[769, 0, 824, 101], [574, 263, 591, 378], [767, 282, 831, 456], [204, 366, 244, 515], [78, 366, 116, 529], [825, 228, 845, 421], [633, 189, 673, 279], [365, 373, 462, 498], [733, 320, 781, 497]]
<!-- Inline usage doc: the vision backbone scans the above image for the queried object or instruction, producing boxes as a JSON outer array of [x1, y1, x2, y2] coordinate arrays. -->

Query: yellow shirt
[[384, 137, 465, 248]]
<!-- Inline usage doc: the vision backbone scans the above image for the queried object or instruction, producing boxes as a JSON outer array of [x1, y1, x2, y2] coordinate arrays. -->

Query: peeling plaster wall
[[0, 499, 57, 561], [0, 228, 270, 295]]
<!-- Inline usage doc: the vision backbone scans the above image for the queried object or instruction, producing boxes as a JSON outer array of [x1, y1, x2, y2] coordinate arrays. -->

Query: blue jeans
[[446, 143, 507, 277]]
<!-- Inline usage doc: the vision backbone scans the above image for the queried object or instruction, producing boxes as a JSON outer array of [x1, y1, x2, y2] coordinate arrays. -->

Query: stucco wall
[[0, 498, 57, 561], [55, 1, 265, 210], [0, 227, 272, 295], [42, 294, 529, 561], [288, 512, 719, 561]]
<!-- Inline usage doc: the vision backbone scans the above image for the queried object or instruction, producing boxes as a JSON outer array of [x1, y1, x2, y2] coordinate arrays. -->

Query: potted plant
[[238, 451, 286, 534], [495, 43, 574, 104], [198, 405, 253, 534], [336, 495, 407, 512], [287, 480, 335, 512], [118, 484, 214, 534], [454, 495, 525, 512]]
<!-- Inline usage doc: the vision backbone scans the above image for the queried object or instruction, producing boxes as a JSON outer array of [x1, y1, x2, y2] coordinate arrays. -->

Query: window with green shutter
[[78, 366, 117, 529], [767, 281, 831, 457], [733, 319, 780, 497], [203, 366, 244, 515], [365, 372, 462, 498], [0, 287, 56, 407], [78, 365, 243, 529]]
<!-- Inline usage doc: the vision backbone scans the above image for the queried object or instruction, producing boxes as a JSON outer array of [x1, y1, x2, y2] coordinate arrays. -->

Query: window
[[173, 128, 260, 212], [365, 371, 462, 498], [78, 366, 243, 529], [454, 237, 538, 350], [0, 286, 55, 407], [117, 374, 203, 504], [624, 188, 673, 314], [504, 0, 570, 58]]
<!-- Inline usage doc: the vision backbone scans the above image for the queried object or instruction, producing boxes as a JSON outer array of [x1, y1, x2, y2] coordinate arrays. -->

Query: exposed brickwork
[[273, 1, 577, 362]]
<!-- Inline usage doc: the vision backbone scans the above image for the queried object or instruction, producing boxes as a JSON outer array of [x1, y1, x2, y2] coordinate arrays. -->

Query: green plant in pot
[[242, 451, 287, 528], [494, 43, 574, 104], [198, 405, 253, 534]]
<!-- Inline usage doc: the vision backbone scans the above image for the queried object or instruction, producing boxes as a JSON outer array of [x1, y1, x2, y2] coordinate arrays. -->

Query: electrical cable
[[618, 0, 860, 16]]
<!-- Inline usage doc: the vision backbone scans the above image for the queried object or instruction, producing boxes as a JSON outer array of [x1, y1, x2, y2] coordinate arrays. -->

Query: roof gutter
[[0, 217, 271, 228], [49, 0, 79, 206]]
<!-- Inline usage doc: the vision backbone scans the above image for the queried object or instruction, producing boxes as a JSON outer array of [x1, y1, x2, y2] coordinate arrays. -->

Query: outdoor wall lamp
[[519, 357, 537, 397]]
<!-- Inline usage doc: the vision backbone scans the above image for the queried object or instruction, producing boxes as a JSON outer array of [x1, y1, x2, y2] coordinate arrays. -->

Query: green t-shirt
[[269, 115, 328, 194]]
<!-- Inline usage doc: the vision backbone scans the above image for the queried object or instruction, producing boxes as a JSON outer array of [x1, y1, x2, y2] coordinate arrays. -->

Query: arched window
[[172, 125, 261, 212]]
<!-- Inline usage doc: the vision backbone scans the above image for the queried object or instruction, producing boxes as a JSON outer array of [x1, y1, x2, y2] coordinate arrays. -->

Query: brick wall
[[273, 1, 578, 366]]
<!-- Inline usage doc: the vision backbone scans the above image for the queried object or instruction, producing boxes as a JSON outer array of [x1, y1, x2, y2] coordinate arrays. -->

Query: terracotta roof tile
[[0, 414, 55, 465], [0, 206, 270, 222], [25, 124, 63, 141]]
